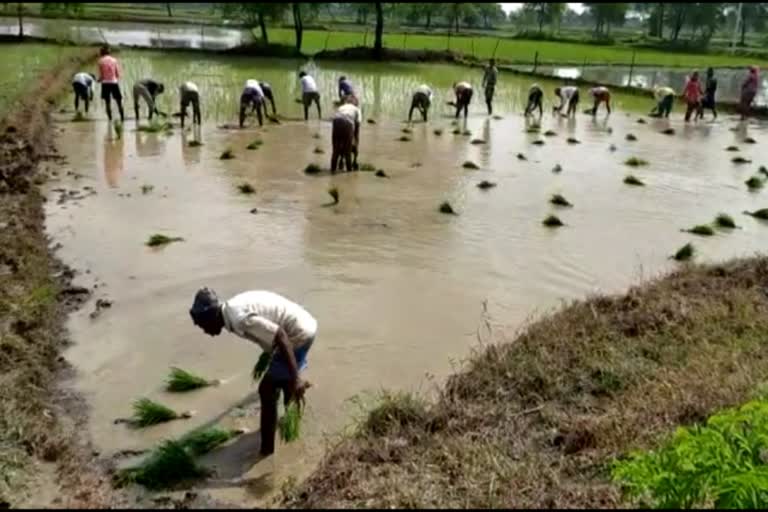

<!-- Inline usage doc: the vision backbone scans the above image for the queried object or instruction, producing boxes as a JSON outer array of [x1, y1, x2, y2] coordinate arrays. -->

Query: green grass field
[[0, 43, 81, 119]]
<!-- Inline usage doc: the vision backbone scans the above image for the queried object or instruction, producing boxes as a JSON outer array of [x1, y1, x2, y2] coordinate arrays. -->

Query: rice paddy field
[[29, 47, 768, 507]]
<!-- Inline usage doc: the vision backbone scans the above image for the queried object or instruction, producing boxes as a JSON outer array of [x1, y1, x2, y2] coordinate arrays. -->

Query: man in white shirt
[[189, 287, 316, 457], [71, 72, 96, 114], [179, 81, 201, 128], [553, 85, 579, 118], [240, 79, 266, 128], [331, 98, 361, 172], [299, 71, 321, 121], [408, 84, 433, 122]]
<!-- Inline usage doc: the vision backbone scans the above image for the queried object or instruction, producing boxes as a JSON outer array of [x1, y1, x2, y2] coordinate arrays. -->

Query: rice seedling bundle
[[237, 183, 255, 194], [187, 140, 203, 147], [278, 401, 303, 443], [516, 153, 527, 161], [462, 161, 479, 169], [744, 137, 757, 144], [743, 208, 768, 220], [401, 127, 412, 134], [374, 170, 389, 178], [246, 139, 262, 150], [141, 184, 154, 194], [550, 194, 572, 207], [543, 130, 557, 137], [220, 148, 235, 160], [118, 440, 205, 489], [725, 146, 739, 152], [684, 224, 715, 236], [398, 135, 411, 142], [532, 139, 545, 145], [714, 213, 737, 229], [304, 164, 323, 175], [624, 157, 649, 167], [566, 137, 580, 144], [358, 163, 376, 171], [661, 128, 675, 135], [732, 156, 752, 164], [438, 202, 456, 215], [477, 180, 496, 189], [433, 129, 443, 136], [542, 215, 564, 227], [470, 139, 486, 145], [146, 234, 184, 247], [552, 164, 563, 173], [327, 187, 339, 205], [179, 427, 239, 456], [745, 176, 764, 190], [672, 243, 694, 261], [624, 175, 645, 186], [132, 398, 182, 427], [625, 134, 637, 141], [313, 147, 324, 154]]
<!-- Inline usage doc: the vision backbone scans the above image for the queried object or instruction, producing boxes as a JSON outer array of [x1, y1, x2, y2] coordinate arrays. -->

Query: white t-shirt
[[73, 72, 93, 88], [337, 103, 362, 124], [300, 75, 318, 94], [221, 291, 317, 353], [415, 84, 433, 99], [455, 81, 472, 92], [560, 86, 578, 101], [181, 81, 199, 94], [244, 79, 264, 98]]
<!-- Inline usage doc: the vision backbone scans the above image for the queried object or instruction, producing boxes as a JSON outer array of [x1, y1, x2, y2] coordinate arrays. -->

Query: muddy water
[[45, 55, 768, 506]]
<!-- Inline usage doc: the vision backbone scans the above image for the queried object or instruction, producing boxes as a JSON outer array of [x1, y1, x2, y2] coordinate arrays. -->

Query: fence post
[[200, 25, 204, 49], [492, 38, 501, 59], [533, 50, 538, 73], [363, 28, 368, 47], [324, 31, 330, 50], [471, 37, 475, 58], [627, 50, 636, 87], [403, 32, 407, 50], [447, 31, 451, 51]]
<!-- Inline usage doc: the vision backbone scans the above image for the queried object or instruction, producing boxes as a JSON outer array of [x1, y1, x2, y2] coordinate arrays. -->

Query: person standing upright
[[698, 67, 718, 121], [740, 66, 760, 121], [97, 46, 124, 123], [481, 58, 498, 115]]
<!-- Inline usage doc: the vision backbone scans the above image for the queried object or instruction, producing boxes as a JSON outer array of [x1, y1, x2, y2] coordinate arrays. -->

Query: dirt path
[[0, 46, 130, 508]]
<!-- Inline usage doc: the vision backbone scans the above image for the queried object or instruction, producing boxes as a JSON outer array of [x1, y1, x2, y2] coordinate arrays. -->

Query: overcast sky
[[500, 3, 586, 15]]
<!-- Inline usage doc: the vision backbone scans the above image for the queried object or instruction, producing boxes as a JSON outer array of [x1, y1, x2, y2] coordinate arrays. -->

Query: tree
[[374, 2, 383, 59], [40, 2, 84, 17], [292, 3, 303, 52], [688, 3, 724, 43], [523, 3, 566, 33], [584, 3, 628, 37], [217, 3, 288, 45], [448, 3, 469, 32], [665, 3, 687, 42], [405, 3, 443, 29], [738, 3, 768, 46], [475, 2, 506, 29]]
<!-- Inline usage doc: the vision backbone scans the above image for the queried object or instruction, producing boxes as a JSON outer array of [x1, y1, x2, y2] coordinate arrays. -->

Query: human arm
[[242, 315, 304, 398]]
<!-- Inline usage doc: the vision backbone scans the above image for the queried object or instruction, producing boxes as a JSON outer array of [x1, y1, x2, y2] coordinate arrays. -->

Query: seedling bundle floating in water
[[366, 119, 376, 125], [672, 242, 695, 262], [358, 163, 376, 172], [304, 164, 323, 175], [550, 194, 572, 207], [313, 147, 324, 154], [532, 139, 545, 146], [683, 224, 715, 236], [552, 164, 563, 173], [542, 214, 564, 227], [624, 157, 649, 167], [401, 127, 412, 134], [433, 129, 443, 136], [278, 401, 303, 443], [117, 440, 206, 489], [246, 139, 262, 150], [470, 139, 486, 145], [438, 201, 457, 215], [714, 213, 738, 229], [725, 146, 739, 152], [141, 184, 154, 195], [146, 234, 184, 247], [477, 180, 496, 189], [462, 130, 472, 136], [220, 148, 235, 160], [374, 170, 389, 178], [327, 187, 339, 205], [743, 208, 768, 220], [543, 130, 557, 137], [661, 127, 675, 135], [166, 367, 215, 392], [462, 161, 479, 170], [451, 128, 461, 135], [625, 134, 637, 141], [732, 156, 752, 164], [746, 176, 764, 190], [237, 183, 255, 194], [624, 175, 645, 186], [398, 135, 411, 142], [517, 153, 527, 161], [131, 398, 190, 427], [744, 137, 757, 144], [566, 137, 580, 144], [187, 140, 203, 147], [179, 427, 241, 456], [759, 166, 768, 178]]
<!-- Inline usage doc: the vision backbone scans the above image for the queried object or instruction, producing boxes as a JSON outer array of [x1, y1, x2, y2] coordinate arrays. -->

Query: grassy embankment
[[283, 256, 768, 508]]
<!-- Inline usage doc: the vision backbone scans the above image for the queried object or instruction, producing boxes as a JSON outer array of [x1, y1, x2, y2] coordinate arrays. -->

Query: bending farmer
[[299, 71, 321, 121], [189, 288, 316, 457], [133, 79, 165, 122], [72, 72, 95, 114], [240, 79, 266, 128], [338, 76, 359, 107], [453, 81, 474, 119], [587, 86, 611, 116], [331, 97, 361, 173], [650, 86, 675, 118], [524, 84, 543, 117], [408, 84, 433, 122], [179, 81, 201, 128], [258, 81, 277, 117], [97, 45, 124, 123], [553, 86, 579, 118]]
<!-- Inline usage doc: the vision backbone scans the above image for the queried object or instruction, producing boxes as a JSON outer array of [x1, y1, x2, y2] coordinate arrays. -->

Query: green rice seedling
[[624, 157, 649, 167], [714, 213, 738, 229], [550, 194, 573, 207], [542, 214, 564, 227], [313, 147, 324, 154], [252, 351, 272, 382], [138, 119, 173, 133], [683, 224, 715, 236], [304, 164, 323, 175], [141, 184, 154, 195], [118, 440, 206, 489], [759, 166, 768, 177], [328, 187, 339, 205], [517, 153, 527, 161], [438, 201, 457, 215], [166, 367, 214, 392], [237, 183, 255, 194], [732, 156, 752, 164], [744, 137, 757, 144], [743, 208, 768, 220], [661, 127, 675, 135], [294, 98, 303, 104], [374, 170, 389, 178], [672, 242, 695, 262], [246, 139, 263, 150], [146, 234, 184, 247], [543, 130, 557, 137], [131, 398, 184, 427], [220, 148, 235, 160], [462, 130, 472, 136], [358, 163, 376, 172], [725, 145, 739, 152], [462, 161, 479, 170], [470, 138, 485, 145], [552, 164, 563, 173], [625, 133, 637, 141], [113, 120, 123, 139], [566, 137, 580, 144], [532, 139, 545, 145], [525, 126, 540, 133], [401, 127, 412, 134], [746, 176, 764, 190], [636, 118, 647, 124], [451, 128, 461, 135], [398, 135, 411, 142], [624, 175, 645, 186], [492, 115, 503, 120], [179, 427, 240, 456], [477, 180, 496, 189], [187, 140, 202, 147], [278, 401, 303, 443], [433, 128, 443, 136], [366, 119, 376, 124], [73, 111, 86, 122]]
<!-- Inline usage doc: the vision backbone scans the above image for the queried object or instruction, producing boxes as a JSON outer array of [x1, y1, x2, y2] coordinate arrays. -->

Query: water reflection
[[135, 129, 166, 158], [103, 132, 124, 187]]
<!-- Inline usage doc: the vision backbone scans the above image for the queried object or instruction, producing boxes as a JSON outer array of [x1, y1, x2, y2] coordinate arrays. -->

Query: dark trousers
[[258, 374, 296, 456], [72, 82, 91, 113], [409, 92, 430, 122], [100, 83, 124, 122], [331, 115, 356, 172], [455, 89, 473, 119]]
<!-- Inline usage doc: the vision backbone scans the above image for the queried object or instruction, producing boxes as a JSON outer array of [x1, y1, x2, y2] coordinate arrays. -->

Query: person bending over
[[179, 81, 201, 128], [408, 84, 433, 122], [133, 78, 165, 122]]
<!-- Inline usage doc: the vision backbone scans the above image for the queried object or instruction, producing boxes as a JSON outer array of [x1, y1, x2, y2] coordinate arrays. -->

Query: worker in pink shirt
[[97, 45, 125, 123], [683, 71, 703, 123]]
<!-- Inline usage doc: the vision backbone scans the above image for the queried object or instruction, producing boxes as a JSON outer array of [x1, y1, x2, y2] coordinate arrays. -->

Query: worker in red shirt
[[97, 45, 125, 123]]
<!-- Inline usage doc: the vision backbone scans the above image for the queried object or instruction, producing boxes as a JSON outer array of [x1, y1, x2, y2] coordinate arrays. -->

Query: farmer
[[553, 85, 579, 118], [179, 81, 201, 129], [71, 72, 96, 114], [132, 78, 165, 122], [698, 67, 718, 120], [481, 58, 498, 115], [330, 96, 361, 173], [740, 66, 760, 121], [189, 288, 316, 457], [683, 71, 703, 122], [408, 84, 433, 122], [650, 86, 676, 118], [97, 45, 124, 123], [299, 71, 321, 121], [338, 76, 359, 106], [587, 86, 611, 116], [453, 81, 473, 119], [239, 79, 266, 128], [259, 81, 278, 117], [524, 83, 544, 117]]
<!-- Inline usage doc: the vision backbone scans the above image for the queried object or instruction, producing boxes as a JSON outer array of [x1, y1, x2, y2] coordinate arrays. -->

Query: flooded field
[[43, 53, 768, 506]]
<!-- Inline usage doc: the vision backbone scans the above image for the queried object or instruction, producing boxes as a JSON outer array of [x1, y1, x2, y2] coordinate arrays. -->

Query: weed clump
[[624, 157, 649, 167], [146, 234, 184, 247], [566, 137, 580, 144], [117, 440, 206, 489], [743, 208, 768, 219], [470, 139, 485, 145], [624, 175, 645, 186], [732, 156, 752, 164], [438, 202, 457, 215], [141, 184, 154, 195], [328, 187, 340, 205], [625, 134, 637, 141], [683, 224, 715, 236], [672, 242, 694, 261], [220, 148, 235, 160], [725, 145, 739, 152], [433, 129, 443, 136], [304, 164, 323, 175], [542, 214, 564, 227], [550, 194, 573, 207], [477, 180, 496, 190], [714, 213, 737, 229], [132, 398, 185, 427], [462, 161, 480, 170], [661, 127, 675, 135], [745, 176, 764, 190], [166, 367, 214, 392], [246, 139, 263, 150]]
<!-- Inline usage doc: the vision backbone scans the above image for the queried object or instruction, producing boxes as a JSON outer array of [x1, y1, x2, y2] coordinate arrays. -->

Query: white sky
[[500, 3, 586, 15]]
